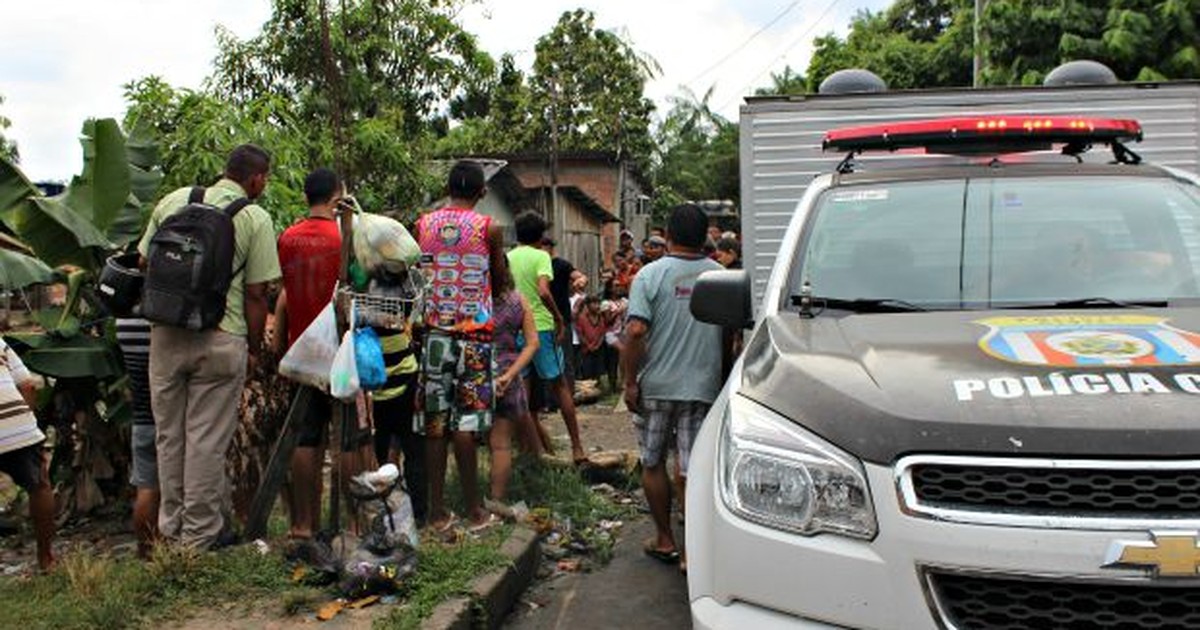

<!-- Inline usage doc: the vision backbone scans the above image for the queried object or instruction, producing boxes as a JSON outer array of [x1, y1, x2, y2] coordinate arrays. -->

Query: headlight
[[719, 395, 877, 539]]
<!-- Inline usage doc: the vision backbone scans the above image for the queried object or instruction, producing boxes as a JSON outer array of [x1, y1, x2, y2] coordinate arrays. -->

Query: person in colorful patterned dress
[[415, 160, 506, 532], [488, 253, 543, 503]]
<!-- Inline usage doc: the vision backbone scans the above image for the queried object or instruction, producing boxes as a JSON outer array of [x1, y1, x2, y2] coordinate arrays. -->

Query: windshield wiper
[[1007, 297, 1168, 310], [791, 296, 929, 314]]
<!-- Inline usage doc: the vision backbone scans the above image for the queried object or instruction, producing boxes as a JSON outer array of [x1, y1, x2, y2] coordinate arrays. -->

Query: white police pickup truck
[[687, 115, 1200, 629]]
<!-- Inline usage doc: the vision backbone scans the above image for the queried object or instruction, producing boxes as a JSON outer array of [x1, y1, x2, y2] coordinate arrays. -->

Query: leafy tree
[[208, 0, 489, 213], [0, 94, 17, 163], [433, 53, 539, 157], [530, 9, 658, 168], [806, 1, 974, 91], [806, 0, 1200, 90], [433, 10, 659, 172], [122, 77, 311, 230], [754, 66, 808, 96], [987, 0, 1200, 84], [650, 87, 738, 223]]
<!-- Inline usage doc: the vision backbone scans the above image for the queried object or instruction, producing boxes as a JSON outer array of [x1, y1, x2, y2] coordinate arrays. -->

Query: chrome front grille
[[928, 571, 1200, 630], [896, 456, 1200, 529]]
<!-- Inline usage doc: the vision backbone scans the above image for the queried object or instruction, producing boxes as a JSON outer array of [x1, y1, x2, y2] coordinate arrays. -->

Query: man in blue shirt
[[622, 203, 723, 572]]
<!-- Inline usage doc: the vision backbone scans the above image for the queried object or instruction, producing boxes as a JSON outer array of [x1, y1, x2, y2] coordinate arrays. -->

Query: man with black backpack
[[137, 144, 281, 550]]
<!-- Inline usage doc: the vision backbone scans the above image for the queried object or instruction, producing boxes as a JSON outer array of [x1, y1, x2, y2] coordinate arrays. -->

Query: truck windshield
[[793, 176, 1200, 310]]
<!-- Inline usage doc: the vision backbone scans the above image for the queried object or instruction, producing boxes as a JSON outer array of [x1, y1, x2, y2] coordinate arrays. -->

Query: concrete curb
[[426, 526, 541, 630]]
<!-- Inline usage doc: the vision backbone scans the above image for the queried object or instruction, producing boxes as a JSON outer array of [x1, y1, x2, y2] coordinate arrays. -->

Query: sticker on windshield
[[830, 189, 889, 203], [1001, 192, 1023, 208], [975, 315, 1200, 368]]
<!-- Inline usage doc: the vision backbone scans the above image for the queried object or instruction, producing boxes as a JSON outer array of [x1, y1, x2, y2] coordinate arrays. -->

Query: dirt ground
[[0, 478, 139, 576], [540, 393, 638, 456]]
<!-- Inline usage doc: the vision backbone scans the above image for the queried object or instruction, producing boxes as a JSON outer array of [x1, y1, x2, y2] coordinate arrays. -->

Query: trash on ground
[[316, 599, 346, 621], [347, 594, 381, 609]]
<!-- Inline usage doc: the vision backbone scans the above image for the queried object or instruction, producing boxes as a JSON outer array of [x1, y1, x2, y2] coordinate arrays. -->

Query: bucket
[[97, 252, 144, 317]]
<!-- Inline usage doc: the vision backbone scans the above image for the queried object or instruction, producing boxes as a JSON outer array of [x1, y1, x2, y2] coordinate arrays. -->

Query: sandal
[[427, 512, 460, 534], [642, 539, 680, 564], [468, 513, 503, 533]]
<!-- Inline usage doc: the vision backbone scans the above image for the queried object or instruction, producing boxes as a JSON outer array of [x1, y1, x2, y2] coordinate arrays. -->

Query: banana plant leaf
[[0, 156, 111, 269], [125, 120, 163, 206], [4, 333, 122, 380], [0, 118, 158, 270], [0, 247, 55, 290], [62, 119, 150, 248]]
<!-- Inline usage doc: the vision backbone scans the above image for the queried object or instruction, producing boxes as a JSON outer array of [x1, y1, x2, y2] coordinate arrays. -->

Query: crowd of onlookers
[[0, 149, 741, 576], [566, 222, 741, 397]]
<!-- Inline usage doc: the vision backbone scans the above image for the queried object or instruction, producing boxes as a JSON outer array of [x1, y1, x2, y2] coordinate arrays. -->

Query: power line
[[684, 0, 803, 89], [717, 0, 846, 112]]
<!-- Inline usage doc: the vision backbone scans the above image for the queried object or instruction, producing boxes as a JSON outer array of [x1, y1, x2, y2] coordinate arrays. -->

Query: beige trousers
[[149, 326, 247, 549]]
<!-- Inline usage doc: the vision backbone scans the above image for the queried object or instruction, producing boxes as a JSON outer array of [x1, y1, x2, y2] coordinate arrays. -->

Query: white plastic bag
[[329, 329, 361, 401], [278, 302, 339, 390], [354, 213, 420, 274]]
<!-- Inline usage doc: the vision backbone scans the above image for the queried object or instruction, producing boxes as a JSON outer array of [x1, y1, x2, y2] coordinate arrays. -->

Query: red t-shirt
[[278, 217, 341, 348], [575, 311, 607, 352]]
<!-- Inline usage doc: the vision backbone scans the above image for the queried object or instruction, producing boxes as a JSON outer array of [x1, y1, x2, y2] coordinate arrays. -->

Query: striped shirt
[[116, 318, 153, 426], [0, 339, 42, 455], [373, 327, 418, 402]]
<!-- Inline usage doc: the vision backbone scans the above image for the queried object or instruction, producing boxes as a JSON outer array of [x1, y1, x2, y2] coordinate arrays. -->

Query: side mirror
[[690, 269, 752, 329]]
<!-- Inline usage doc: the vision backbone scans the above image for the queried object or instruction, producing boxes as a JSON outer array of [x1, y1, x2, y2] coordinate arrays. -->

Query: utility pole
[[973, 0, 984, 87], [548, 76, 563, 245], [319, 0, 350, 537]]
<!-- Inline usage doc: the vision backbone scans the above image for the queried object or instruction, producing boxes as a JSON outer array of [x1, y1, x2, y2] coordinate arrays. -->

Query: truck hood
[[738, 309, 1200, 464]]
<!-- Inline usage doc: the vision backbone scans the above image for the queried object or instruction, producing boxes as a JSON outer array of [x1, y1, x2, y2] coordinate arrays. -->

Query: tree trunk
[[227, 316, 295, 523]]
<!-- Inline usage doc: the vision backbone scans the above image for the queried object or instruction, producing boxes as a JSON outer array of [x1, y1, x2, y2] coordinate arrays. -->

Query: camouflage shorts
[[415, 331, 494, 436]]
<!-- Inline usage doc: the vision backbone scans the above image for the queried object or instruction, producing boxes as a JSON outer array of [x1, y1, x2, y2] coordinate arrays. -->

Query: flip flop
[[642, 539, 680, 564]]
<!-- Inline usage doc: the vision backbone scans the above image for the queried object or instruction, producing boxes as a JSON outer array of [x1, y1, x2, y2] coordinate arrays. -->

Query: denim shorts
[[129, 424, 158, 488], [518, 331, 564, 380]]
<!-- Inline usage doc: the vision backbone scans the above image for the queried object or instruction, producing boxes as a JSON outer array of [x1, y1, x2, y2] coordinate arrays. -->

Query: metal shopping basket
[[338, 270, 427, 330]]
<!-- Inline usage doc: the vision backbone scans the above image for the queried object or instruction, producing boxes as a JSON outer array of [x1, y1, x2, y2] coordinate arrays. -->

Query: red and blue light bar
[[822, 116, 1143, 153]]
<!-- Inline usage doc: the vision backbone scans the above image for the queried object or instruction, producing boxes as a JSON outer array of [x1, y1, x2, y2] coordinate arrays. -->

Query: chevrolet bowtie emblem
[[1103, 531, 1200, 578]]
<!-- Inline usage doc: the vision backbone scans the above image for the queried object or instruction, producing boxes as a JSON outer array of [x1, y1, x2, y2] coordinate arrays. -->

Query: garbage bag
[[279, 302, 338, 390], [330, 330, 360, 401], [354, 327, 387, 390], [349, 468, 420, 553], [354, 213, 420, 275]]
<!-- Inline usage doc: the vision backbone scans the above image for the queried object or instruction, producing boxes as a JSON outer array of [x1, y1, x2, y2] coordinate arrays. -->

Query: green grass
[[0, 447, 635, 629], [0, 544, 299, 630], [374, 528, 510, 630], [507, 457, 631, 527], [444, 454, 631, 533]]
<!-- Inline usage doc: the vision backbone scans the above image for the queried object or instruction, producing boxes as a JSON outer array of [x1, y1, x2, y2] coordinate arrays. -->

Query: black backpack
[[142, 186, 249, 330]]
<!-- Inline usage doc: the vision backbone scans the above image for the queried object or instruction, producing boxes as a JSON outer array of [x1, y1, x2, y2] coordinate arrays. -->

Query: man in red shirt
[[274, 167, 349, 542]]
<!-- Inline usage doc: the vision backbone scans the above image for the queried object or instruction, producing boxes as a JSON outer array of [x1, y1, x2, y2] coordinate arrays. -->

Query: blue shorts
[[519, 331, 565, 380]]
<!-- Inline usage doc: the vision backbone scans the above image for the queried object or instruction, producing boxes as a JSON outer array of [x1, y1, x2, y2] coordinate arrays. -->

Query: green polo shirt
[[507, 245, 556, 332], [137, 178, 281, 336]]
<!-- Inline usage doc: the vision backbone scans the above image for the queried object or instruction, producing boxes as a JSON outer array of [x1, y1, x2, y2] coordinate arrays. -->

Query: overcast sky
[[1, 0, 887, 182]]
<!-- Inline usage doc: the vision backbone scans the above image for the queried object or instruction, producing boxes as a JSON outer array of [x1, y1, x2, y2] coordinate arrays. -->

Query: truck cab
[[686, 116, 1200, 629]]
